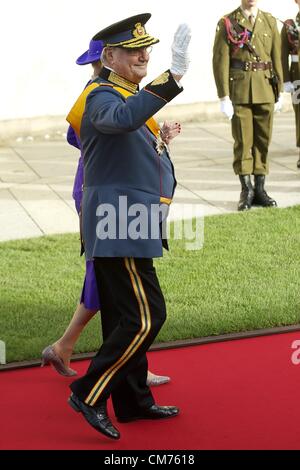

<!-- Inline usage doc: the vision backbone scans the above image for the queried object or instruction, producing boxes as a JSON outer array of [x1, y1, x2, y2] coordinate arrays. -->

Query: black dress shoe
[[117, 404, 179, 423], [297, 158, 300, 169], [68, 393, 120, 440]]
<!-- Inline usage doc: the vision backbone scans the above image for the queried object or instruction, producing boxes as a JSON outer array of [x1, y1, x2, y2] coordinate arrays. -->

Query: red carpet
[[1, 331, 300, 450]]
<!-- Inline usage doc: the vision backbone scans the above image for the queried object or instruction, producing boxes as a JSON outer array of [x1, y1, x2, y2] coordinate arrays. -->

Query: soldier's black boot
[[253, 175, 277, 208], [237, 175, 254, 211], [297, 151, 300, 169]]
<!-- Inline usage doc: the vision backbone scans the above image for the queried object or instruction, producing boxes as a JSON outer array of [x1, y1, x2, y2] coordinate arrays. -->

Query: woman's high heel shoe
[[41, 345, 77, 377], [146, 372, 170, 387]]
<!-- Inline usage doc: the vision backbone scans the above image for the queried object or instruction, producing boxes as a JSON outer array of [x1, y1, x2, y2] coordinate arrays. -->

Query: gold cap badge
[[133, 23, 146, 38]]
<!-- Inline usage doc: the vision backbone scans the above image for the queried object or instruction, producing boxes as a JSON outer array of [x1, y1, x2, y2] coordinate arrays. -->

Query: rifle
[[277, 18, 299, 40]]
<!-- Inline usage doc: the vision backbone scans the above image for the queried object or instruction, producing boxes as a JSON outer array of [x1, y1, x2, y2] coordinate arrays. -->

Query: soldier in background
[[281, 0, 300, 169], [213, 0, 283, 211]]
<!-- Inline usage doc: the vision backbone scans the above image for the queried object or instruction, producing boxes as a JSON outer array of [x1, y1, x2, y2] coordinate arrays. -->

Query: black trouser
[[70, 257, 167, 418]]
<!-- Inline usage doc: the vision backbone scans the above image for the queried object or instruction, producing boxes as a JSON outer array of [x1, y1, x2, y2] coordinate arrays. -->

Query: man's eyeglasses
[[123, 46, 153, 56]]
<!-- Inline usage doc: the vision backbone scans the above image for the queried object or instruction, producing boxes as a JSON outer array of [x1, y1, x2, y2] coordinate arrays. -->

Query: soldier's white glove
[[170, 24, 192, 77], [274, 94, 283, 113], [284, 81, 295, 93], [220, 96, 234, 120]]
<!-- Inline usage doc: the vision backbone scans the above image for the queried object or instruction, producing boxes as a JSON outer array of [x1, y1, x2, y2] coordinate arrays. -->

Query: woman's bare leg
[[52, 303, 97, 367], [49, 304, 170, 384]]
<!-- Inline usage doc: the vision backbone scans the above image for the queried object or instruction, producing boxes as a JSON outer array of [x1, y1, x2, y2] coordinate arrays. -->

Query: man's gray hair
[[101, 47, 113, 65]]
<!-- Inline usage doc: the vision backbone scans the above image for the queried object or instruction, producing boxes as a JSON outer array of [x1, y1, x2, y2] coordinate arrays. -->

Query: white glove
[[284, 81, 295, 93], [220, 96, 234, 120], [170, 24, 192, 77], [274, 94, 283, 113]]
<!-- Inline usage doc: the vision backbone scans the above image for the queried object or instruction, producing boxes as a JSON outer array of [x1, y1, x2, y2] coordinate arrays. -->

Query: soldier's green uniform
[[213, 7, 283, 210], [281, 12, 300, 166]]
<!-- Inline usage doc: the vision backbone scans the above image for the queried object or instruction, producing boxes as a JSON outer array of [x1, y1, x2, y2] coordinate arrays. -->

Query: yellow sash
[[66, 82, 160, 138]]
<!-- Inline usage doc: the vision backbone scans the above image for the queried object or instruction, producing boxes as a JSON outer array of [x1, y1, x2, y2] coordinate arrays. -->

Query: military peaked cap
[[92, 13, 159, 48]]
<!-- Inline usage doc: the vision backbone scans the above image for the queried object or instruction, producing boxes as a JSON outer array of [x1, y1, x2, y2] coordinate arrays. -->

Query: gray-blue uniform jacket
[[78, 67, 183, 259]]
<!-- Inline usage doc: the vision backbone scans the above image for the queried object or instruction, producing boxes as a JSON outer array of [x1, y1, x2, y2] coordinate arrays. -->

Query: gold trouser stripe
[[160, 197, 172, 205], [85, 258, 151, 406]]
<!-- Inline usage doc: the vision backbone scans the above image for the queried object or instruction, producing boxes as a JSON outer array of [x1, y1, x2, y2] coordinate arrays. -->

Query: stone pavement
[[0, 112, 299, 242]]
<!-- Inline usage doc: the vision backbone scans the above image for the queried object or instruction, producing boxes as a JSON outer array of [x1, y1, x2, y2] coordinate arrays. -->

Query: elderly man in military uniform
[[213, 0, 283, 211], [66, 13, 191, 440], [281, 0, 300, 169]]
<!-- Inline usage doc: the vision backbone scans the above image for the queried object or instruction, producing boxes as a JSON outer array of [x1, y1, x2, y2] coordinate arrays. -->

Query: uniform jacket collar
[[99, 66, 139, 93], [234, 7, 264, 34]]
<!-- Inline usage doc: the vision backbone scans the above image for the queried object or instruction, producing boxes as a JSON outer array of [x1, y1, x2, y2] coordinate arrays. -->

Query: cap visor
[[107, 35, 159, 48]]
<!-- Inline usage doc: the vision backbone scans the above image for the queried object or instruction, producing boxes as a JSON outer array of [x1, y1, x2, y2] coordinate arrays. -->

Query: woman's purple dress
[[67, 125, 100, 310]]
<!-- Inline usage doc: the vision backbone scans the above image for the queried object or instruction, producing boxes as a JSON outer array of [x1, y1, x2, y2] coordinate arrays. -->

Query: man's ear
[[104, 47, 115, 66]]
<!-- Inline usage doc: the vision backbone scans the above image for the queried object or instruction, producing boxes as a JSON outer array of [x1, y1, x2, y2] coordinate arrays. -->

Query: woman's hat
[[76, 39, 104, 65]]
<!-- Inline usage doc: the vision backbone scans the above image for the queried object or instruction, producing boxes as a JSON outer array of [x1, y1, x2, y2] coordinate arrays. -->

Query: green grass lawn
[[1, 206, 300, 363]]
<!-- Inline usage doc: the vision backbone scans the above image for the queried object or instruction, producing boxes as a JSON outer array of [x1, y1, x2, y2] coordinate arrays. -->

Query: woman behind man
[[41, 39, 181, 386]]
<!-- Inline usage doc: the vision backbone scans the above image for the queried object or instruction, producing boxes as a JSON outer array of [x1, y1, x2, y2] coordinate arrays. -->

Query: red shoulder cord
[[223, 16, 248, 47]]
